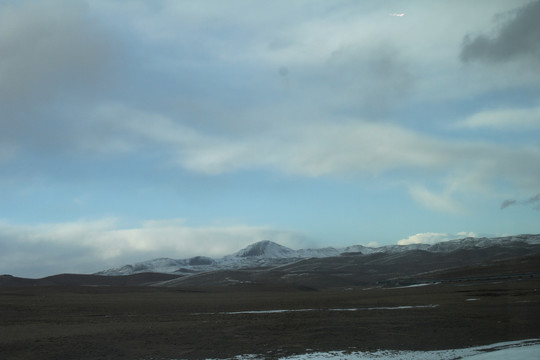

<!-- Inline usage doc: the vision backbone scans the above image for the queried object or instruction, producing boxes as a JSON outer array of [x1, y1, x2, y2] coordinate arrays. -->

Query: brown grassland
[[1, 277, 539, 360]]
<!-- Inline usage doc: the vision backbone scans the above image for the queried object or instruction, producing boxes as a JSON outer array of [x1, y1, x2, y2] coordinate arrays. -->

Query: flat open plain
[[1, 277, 539, 360]]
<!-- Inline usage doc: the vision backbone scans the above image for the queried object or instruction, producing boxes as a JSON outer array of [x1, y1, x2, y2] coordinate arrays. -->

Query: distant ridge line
[[96, 234, 540, 276]]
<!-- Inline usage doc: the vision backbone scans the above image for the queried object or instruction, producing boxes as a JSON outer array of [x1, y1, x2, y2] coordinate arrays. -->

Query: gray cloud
[[0, 1, 116, 158], [321, 44, 414, 117], [500, 199, 517, 209], [460, 0, 540, 63], [501, 194, 540, 210], [526, 194, 540, 210], [0, 1, 113, 102]]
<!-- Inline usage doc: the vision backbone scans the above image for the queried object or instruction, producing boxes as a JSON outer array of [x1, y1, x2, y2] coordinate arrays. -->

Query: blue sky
[[1, 0, 539, 277]]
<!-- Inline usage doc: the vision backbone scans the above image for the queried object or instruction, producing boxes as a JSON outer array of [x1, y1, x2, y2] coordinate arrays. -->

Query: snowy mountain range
[[96, 234, 540, 276]]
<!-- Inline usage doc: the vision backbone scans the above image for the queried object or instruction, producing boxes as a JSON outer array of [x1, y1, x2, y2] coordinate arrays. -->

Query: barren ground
[[1, 277, 539, 360]]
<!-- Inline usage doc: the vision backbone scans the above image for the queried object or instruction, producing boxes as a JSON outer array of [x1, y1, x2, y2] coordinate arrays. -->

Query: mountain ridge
[[3, 234, 539, 288], [96, 234, 540, 276]]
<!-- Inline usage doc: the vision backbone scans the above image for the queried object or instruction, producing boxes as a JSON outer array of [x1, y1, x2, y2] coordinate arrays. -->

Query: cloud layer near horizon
[[397, 232, 480, 246], [0, 219, 307, 277], [0, 219, 489, 278]]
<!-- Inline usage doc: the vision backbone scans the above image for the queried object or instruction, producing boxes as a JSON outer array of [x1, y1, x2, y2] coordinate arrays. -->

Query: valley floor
[[1, 278, 539, 359]]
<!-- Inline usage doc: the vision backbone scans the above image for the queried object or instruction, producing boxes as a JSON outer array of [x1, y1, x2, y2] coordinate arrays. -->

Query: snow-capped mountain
[[96, 234, 540, 276], [427, 234, 540, 252], [232, 240, 297, 258]]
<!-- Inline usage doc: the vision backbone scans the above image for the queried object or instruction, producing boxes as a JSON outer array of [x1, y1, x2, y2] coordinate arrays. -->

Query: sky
[[0, 0, 539, 277]]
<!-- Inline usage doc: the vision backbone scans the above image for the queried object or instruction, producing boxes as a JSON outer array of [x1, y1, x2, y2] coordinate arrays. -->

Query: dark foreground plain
[[1, 278, 539, 360], [2, 251, 540, 360]]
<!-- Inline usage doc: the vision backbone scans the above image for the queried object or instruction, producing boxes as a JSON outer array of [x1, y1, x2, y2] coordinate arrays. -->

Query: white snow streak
[[391, 283, 440, 289], [279, 339, 540, 360], [195, 305, 439, 316], [201, 338, 540, 360]]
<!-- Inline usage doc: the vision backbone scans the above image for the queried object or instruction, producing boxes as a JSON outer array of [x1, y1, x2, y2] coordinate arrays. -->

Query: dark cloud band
[[501, 193, 540, 210], [460, 0, 540, 63]]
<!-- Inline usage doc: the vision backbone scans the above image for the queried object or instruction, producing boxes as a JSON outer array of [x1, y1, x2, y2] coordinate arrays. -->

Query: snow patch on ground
[[327, 305, 439, 311], [278, 339, 540, 360], [391, 283, 440, 289], [464, 344, 540, 359], [194, 305, 439, 316], [201, 339, 540, 360], [220, 309, 315, 315]]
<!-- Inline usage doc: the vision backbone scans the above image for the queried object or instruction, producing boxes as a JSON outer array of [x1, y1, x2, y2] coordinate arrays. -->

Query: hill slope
[[3, 234, 539, 289], [96, 234, 540, 276]]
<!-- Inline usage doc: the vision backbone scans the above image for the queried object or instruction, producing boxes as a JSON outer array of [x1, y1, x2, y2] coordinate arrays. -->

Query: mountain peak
[[234, 240, 296, 258], [95, 234, 540, 276]]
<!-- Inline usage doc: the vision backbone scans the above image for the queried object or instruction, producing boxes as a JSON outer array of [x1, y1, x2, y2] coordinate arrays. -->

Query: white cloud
[[0, 219, 305, 278], [398, 232, 479, 245], [86, 103, 540, 213], [457, 106, 540, 130], [408, 185, 464, 214], [92, 104, 449, 176]]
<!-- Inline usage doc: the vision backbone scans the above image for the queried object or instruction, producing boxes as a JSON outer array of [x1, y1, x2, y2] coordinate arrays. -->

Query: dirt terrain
[[1, 252, 539, 359], [1, 274, 539, 360]]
